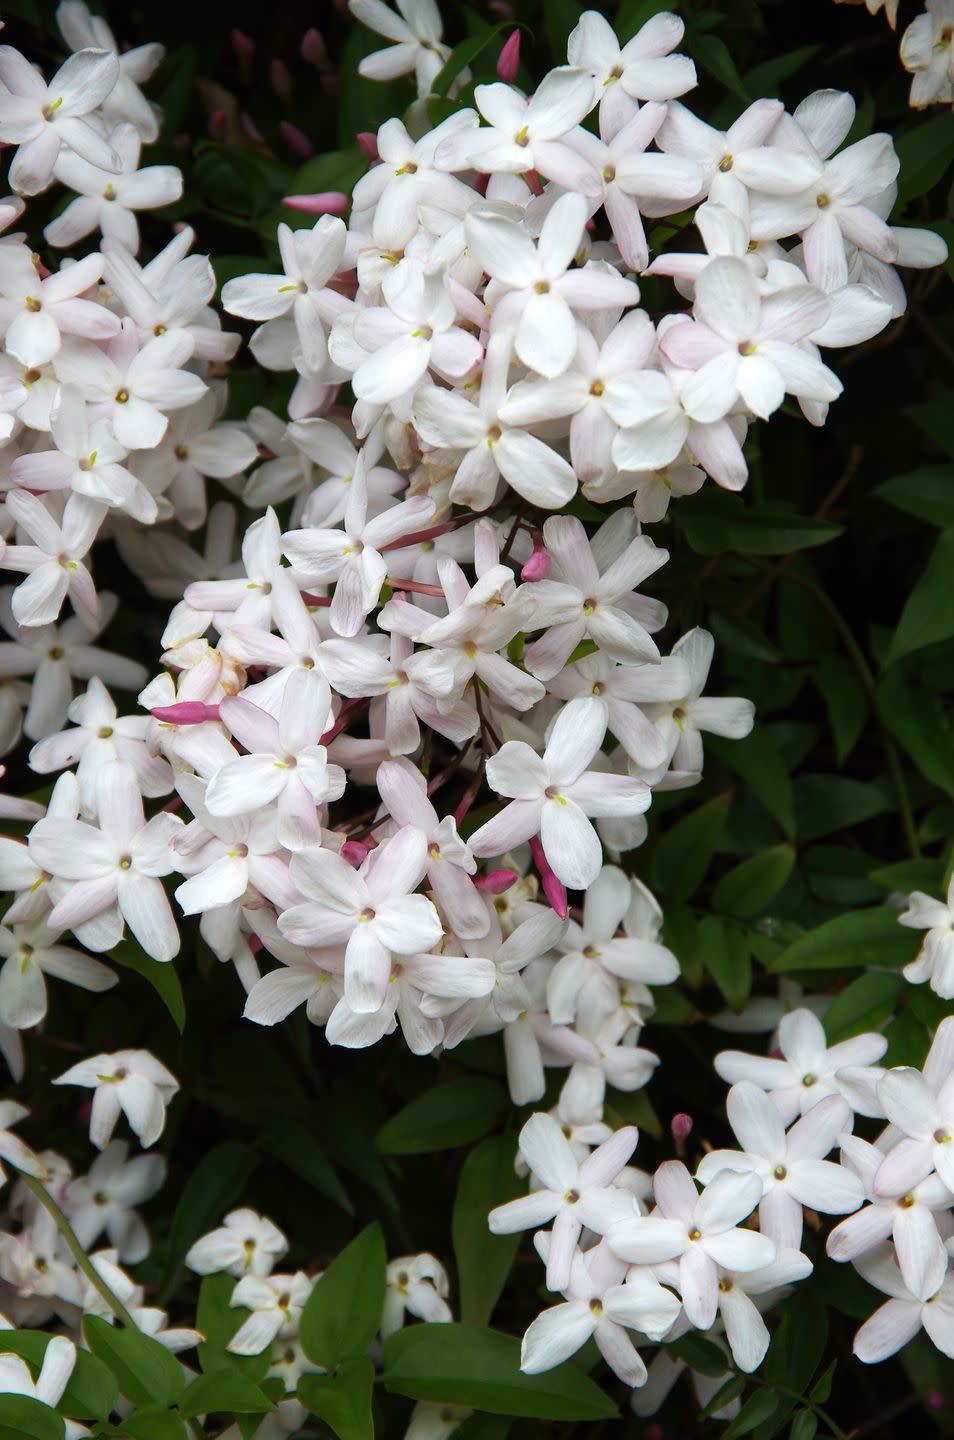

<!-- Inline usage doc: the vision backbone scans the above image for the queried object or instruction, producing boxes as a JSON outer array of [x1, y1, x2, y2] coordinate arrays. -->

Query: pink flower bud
[[496, 30, 520, 83], [475, 869, 518, 894], [151, 701, 221, 725], [300, 27, 329, 69], [927, 1389, 946, 1412], [247, 932, 263, 954], [341, 839, 372, 866], [671, 1112, 694, 1141], [279, 121, 314, 159], [240, 112, 264, 143], [208, 109, 227, 142], [270, 58, 293, 101], [283, 191, 349, 216], [320, 72, 341, 96], [356, 131, 379, 160], [488, 1, 515, 17], [173, 132, 192, 151], [529, 836, 567, 920], [520, 533, 550, 581], [230, 28, 255, 62]]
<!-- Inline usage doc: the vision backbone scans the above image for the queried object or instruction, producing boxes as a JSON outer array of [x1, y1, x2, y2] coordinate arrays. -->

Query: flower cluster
[[837, 0, 954, 109], [504, 1010, 954, 1414]]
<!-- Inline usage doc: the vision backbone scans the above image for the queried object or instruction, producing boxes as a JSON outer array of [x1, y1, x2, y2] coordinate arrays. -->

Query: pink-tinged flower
[[660, 257, 840, 422], [697, 1083, 864, 1249], [489, 1110, 638, 1291], [521, 1237, 679, 1386], [828, 1135, 951, 1301], [609, 1161, 774, 1328], [0, 43, 120, 194], [899, 876, 954, 998], [30, 761, 183, 963], [568, 9, 696, 136], [205, 669, 345, 849], [436, 68, 599, 190], [469, 696, 651, 891], [55, 319, 208, 451], [281, 471, 435, 637], [57, 0, 166, 142], [853, 1244, 954, 1363], [351, 112, 479, 249], [2, 488, 105, 628], [901, 1, 954, 108], [873, 1066, 954, 1198], [641, 627, 755, 782], [54, 1047, 179, 1149], [714, 1006, 886, 1125], [522, 513, 668, 681], [46, 122, 182, 253], [0, 247, 118, 368], [221, 217, 352, 378], [279, 827, 443, 1014], [349, 0, 451, 97], [547, 651, 690, 772]]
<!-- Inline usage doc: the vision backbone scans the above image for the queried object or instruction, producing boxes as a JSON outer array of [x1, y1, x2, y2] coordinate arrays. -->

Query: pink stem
[[387, 578, 444, 597]]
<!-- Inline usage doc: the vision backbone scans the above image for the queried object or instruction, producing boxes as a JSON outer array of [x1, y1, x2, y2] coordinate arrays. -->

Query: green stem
[[750, 563, 921, 860], [11, 1165, 139, 1330]]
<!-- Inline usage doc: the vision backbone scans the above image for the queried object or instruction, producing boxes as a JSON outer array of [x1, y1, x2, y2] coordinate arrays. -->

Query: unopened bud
[[927, 1389, 946, 1412], [341, 839, 372, 866], [279, 121, 314, 159], [301, 27, 329, 69], [151, 701, 221, 725], [496, 30, 520, 83], [671, 1112, 693, 1156], [240, 112, 264, 143], [520, 533, 550, 581], [283, 191, 349, 216], [475, 869, 518, 894], [356, 131, 379, 160], [270, 58, 293, 100], [529, 836, 567, 920], [231, 28, 255, 63], [208, 108, 227, 142]]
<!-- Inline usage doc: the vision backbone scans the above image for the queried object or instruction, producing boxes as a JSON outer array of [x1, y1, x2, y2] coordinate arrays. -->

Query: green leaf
[[163, 1142, 257, 1287], [878, 667, 954, 800], [712, 845, 795, 918], [543, 0, 583, 56], [299, 1223, 386, 1369], [267, 1122, 352, 1213], [722, 1388, 779, 1438], [886, 530, 954, 666], [381, 1324, 616, 1420], [771, 907, 919, 974], [179, 1371, 275, 1419], [700, 916, 752, 1012], [650, 794, 731, 900], [793, 774, 890, 841], [691, 34, 749, 101], [376, 1076, 509, 1154], [701, 1373, 747, 1417], [789, 1412, 818, 1440], [0, 1332, 117, 1420], [432, 24, 509, 97], [907, 401, 954, 458], [118, 1409, 190, 1440], [874, 465, 954, 529], [809, 1358, 836, 1404], [707, 731, 795, 838], [298, 1357, 374, 1440], [667, 1333, 730, 1379], [895, 113, 954, 207], [673, 492, 843, 557], [83, 1316, 185, 1410], [813, 656, 868, 765], [822, 972, 906, 1043], [0, 1396, 63, 1440], [452, 1134, 523, 1326], [196, 1274, 270, 1383], [108, 938, 185, 1033], [743, 45, 821, 94], [869, 857, 944, 893]]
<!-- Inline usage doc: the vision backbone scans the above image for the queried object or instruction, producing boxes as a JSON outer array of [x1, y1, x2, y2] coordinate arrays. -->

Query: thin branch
[[11, 1165, 139, 1330]]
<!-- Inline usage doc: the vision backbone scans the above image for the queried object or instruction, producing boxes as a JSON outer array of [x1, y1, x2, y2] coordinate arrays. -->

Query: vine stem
[[747, 561, 921, 860], [11, 1164, 139, 1330]]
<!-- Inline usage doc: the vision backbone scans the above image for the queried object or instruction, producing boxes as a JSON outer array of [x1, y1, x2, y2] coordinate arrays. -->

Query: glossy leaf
[[298, 1357, 375, 1440], [771, 907, 920, 973], [452, 1134, 523, 1326], [84, 1315, 185, 1410], [376, 1077, 509, 1154], [299, 1222, 386, 1369]]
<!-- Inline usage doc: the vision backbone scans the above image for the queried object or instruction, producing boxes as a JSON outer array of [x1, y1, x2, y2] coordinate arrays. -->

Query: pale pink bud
[[529, 836, 567, 920], [475, 869, 518, 894], [356, 131, 379, 160], [671, 1112, 693, 1157], [341, 839, 373, 866], [927, 1390, 946, 1412], [283, 191, 348, 216], [151, 701, 221, 725], [231, 28, 255, 62], [247, 932, 263, 954], [280, 121, 314, 159], [208, 109, 227, 142], [520, 533, 550, 581], [496, 30, 520, 83], [270, 59, 293, 100], [489, 1, 515, 17], [241, 112, 264, 143], [301, 27, 329, 68]]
